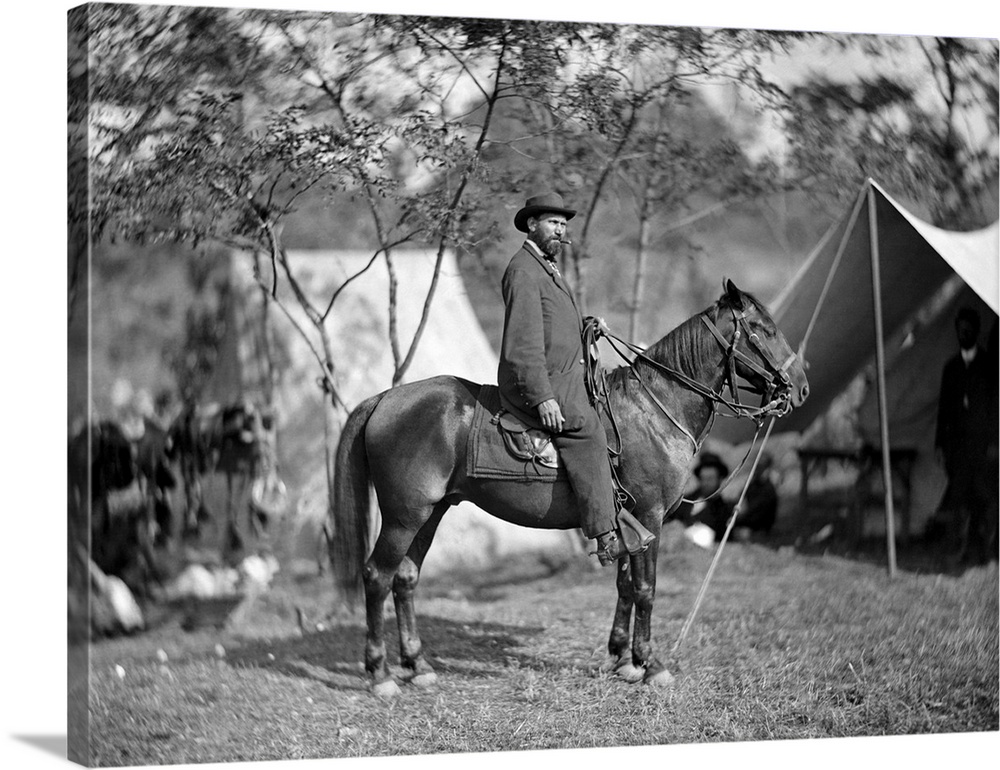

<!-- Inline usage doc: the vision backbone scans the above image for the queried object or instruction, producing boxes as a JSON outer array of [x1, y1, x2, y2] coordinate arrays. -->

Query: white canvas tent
[[714, 178, 998, 573], [202, 252, 275, 407], [719, 178, 998, 440]]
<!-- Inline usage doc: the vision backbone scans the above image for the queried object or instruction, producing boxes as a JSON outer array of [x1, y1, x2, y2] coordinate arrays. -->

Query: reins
[[589, 309, 792, 504], [681, 430, 760, 505], [583, 321, 632, 511], [626, 360, 760, 504], [604, 314, 793, 427]]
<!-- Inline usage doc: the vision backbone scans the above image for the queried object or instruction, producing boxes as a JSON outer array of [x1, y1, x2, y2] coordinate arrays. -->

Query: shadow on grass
[[762, 520, 997, 577], [421, 554, 591, 603], [229, 614, 547, 692], [744, 485, 998, 577]]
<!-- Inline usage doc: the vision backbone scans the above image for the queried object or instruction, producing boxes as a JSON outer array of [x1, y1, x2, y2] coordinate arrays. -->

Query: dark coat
[[498, 243, 589, 432], [736, 477, 777, 533], [674, 497, 732, 542], [935, 346, 996, 529], [935, 346, 993, 462]]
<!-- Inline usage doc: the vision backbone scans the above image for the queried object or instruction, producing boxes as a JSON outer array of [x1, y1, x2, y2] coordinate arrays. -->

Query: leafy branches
[[784, 35, 998, 228]]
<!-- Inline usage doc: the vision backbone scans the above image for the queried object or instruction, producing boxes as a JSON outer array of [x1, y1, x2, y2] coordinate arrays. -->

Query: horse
[[169, 399, 279, 559], [329, 280, 809, 697]]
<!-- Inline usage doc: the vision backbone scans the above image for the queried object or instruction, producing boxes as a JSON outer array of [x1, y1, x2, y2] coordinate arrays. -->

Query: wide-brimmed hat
[[514, 192, 576, 233], [694, 452, 729, 479]]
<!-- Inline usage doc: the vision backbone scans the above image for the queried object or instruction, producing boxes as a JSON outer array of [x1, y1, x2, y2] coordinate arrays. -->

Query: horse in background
[[169, 399, 282, 562], [68, 420, 134, 540], [68, 420, 166, 598]]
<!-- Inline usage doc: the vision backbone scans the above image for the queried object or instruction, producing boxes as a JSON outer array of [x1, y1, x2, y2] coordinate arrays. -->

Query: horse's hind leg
[[362, 515, 426, 699], [393, 503, 448, 688]]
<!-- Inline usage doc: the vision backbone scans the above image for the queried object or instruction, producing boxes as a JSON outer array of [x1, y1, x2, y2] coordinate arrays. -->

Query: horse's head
[[708, 279, 809, 416]]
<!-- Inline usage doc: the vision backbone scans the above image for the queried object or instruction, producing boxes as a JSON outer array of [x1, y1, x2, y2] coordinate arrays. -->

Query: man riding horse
[[498, 191, 655, 565]]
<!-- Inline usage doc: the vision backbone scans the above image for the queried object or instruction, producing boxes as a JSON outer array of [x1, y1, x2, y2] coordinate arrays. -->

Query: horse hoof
[[598, 655, 620, 674], [615, 662, 645, 684], [644, 668, 676, 689], [371, 679, 401, 699], [409, 672, 437, 688]]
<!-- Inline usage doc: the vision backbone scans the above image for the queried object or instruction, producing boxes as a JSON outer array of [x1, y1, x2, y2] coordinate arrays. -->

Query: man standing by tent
[[935, 307, 997, 565], [497, 191, 654, 566]]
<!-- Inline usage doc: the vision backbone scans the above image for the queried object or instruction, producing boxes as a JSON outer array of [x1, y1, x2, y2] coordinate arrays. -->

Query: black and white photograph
[[4, 1, 1000, 769]]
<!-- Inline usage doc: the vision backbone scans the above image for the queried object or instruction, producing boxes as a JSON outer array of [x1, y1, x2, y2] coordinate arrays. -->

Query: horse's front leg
[[630, 544, 675, 689], [602, 558, 639, 680]]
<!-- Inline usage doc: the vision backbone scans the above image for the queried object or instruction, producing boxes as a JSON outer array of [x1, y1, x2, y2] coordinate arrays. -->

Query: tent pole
[[867, 182, 898, 578]]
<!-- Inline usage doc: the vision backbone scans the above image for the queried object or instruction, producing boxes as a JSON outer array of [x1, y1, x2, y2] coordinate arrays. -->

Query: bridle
[[596, 304, 799, 453], [697, 305, 798, 422]]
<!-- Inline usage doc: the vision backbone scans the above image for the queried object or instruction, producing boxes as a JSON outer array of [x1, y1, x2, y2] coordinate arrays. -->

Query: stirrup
[[592, 531, 626, 566], [617, 510, 655, 555]]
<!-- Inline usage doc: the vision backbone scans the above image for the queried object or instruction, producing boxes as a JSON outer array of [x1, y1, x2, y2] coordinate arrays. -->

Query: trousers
[[553, 407, 617, 538]]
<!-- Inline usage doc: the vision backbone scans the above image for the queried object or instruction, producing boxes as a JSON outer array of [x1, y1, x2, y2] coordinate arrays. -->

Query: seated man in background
[[675, 452, 732, 544]]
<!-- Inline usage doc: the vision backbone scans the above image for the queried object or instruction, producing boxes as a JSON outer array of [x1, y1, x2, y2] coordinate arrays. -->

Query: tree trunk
[[316, 323, 343, 515], [629, 191, 655, 343], [391, 36, 509, 385], [386, 252, 404, 387], [252, 250, 278, 409], [629, 99, 670, 343], [573, 102, 644, 312]]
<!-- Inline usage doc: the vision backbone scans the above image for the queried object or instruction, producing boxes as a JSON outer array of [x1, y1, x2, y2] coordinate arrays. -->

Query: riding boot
[[617, 510, 655, 554]]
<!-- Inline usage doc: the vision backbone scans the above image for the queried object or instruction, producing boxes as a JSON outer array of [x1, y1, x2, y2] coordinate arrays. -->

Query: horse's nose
[[797, 382, 810, 406]]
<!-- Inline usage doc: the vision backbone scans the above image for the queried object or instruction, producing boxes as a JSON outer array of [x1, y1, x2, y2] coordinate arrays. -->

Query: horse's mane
[[605, 286, 769, 393]]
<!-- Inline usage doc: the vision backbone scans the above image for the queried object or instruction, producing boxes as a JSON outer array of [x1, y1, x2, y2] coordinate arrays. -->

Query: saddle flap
[[493, 410, 560, 469], [497, 411, 529, 432]]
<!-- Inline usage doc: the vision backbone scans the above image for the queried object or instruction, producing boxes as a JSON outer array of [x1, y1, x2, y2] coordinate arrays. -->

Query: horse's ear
[[724, 278, 744, 309]]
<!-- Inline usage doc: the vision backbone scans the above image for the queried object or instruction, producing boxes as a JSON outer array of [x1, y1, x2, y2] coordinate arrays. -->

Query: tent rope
[[671, 415, 778, 656], [798, 183, 870, 361]]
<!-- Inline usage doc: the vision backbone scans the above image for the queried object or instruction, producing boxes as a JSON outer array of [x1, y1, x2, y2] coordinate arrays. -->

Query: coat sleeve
[[501, 267, 555, 409]]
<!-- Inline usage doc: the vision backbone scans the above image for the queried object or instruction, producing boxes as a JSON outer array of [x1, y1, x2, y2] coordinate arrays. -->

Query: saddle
[[486, 404, 647, 551], [490, 410, 560, 469]]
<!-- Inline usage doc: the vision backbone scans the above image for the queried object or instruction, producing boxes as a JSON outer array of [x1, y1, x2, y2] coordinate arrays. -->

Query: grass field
[[79, 522, 998, 767]]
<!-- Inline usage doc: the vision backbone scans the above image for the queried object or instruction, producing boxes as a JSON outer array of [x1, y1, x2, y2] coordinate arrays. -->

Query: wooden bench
[[796, 445, 918, 544]]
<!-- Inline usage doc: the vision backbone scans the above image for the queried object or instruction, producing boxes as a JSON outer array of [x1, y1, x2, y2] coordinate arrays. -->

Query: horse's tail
[[329, 391, 385, 607]]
